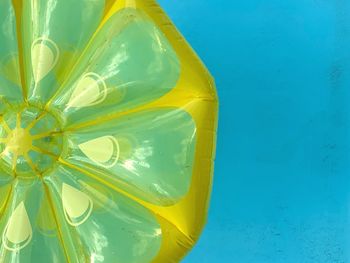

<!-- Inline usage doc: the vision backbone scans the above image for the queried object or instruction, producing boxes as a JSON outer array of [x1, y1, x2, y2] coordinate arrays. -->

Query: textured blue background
[[158, 1, 350, 262]]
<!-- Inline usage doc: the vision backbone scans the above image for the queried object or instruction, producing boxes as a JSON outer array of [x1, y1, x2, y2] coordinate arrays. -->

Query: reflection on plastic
[[0, 0, 218, 262]]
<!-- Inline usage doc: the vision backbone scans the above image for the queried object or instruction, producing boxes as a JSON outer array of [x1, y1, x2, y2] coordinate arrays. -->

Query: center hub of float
[[6, 127, 32, 156], [0, 106, 63, 177]]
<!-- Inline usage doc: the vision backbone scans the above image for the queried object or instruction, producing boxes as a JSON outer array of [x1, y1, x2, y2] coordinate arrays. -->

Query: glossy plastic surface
[[0, 0, 218, 262]]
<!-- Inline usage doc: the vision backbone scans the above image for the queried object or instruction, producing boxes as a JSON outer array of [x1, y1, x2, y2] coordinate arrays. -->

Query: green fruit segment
[[21, 0, 107, 105], [63, 108, 196, 205], [49, 9, 180, 127], [44, 165, 162, 263], [0, 0, 23, 105], [0, 179, 66, 262]]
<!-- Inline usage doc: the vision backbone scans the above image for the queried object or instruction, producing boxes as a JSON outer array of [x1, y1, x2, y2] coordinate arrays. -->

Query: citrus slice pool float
[[0, 0, 218, 262]]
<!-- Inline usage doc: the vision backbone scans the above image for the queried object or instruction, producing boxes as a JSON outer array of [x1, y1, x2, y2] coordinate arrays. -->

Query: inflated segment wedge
[[0, 0, 218, 262]]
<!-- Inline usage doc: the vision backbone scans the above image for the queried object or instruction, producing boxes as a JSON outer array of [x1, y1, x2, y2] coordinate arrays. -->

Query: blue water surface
[[158, 1, 350, 262]]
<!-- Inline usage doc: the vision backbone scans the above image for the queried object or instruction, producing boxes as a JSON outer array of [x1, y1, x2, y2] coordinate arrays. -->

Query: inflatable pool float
[[0, 0, 218, 262]]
